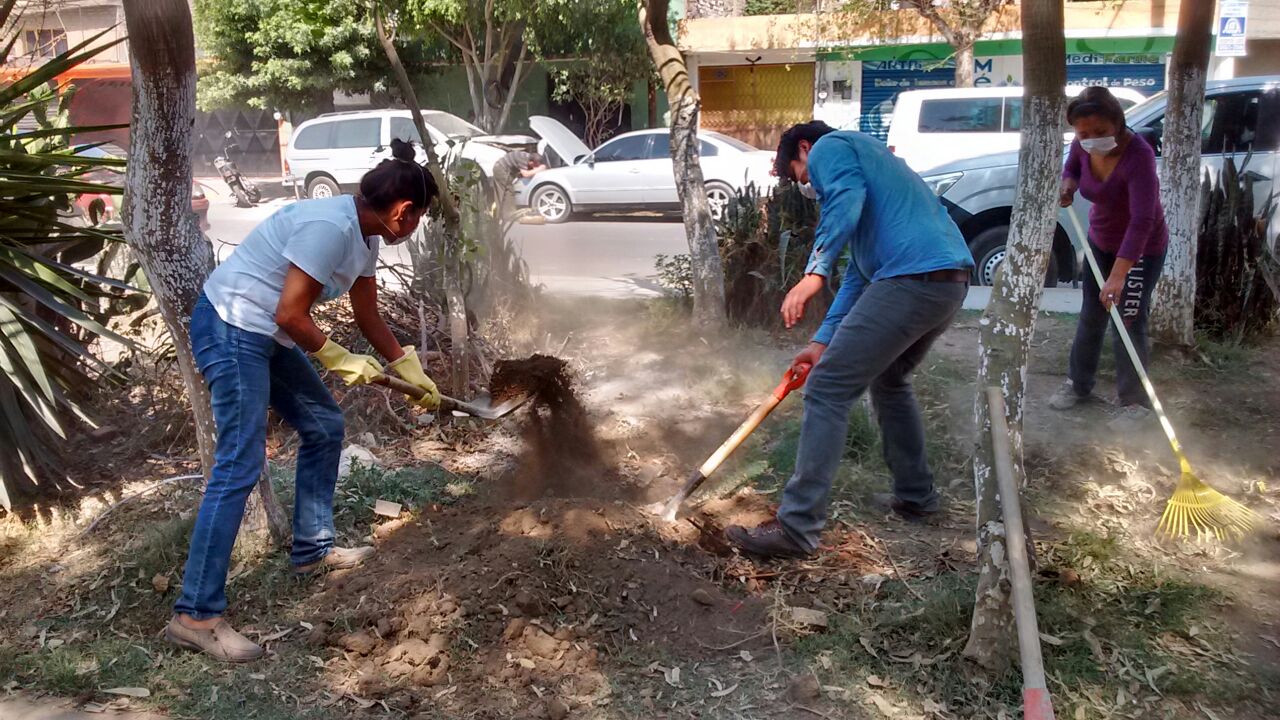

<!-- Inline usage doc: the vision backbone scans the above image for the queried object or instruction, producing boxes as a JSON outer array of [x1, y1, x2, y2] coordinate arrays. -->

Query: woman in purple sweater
[[1049, 86, 1169, 427]]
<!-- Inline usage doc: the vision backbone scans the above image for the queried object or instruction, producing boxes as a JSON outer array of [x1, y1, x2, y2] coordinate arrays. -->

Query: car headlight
[[921, 171, 962, 197]]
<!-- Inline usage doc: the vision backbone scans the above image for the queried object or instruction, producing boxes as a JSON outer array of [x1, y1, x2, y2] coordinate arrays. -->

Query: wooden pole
[[986, 387, 1055, 720]]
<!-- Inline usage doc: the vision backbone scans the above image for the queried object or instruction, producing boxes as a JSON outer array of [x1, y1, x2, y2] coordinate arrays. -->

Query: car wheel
[[705, 181, 734, 221], [307, 176, 340, 200], [532, 184, 572, 224], [969, 225, 1059, 287]]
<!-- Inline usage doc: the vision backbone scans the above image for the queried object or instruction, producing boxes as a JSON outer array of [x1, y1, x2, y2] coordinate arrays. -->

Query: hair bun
[[389, 137, 416, 162]]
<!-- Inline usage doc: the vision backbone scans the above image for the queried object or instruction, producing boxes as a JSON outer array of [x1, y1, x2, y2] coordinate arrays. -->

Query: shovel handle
[[662, 365, 811, 518], [369, 374, 460, 414]]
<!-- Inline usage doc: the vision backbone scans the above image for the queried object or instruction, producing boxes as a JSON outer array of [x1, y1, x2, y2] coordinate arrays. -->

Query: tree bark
[[1149, 0, 1213, 347], [963, 0, 1065, 672], [640, 0, 727, 328], [123, 0, 289, 545], [954, 40, 976, 88]]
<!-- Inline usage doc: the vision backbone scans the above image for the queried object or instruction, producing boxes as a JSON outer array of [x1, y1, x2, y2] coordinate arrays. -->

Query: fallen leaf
[[923, 698, 947, 715], [103, 687, 150, 698], [249, 673, 266, 681], [859, 634, 880, 658], [738, 650, 753, 662], [151, 574, 169, 593], [867, 692, 897, 716], [663, 666, 681, 687], [866, 675, 888, 688], [1074, 706, 1087, 720], [789, 607, 828, 628], [710, 682, 738, 698], [516, 658, 536, 669], [1039, 632, 1064, 646], [299, 621, 314, 631]]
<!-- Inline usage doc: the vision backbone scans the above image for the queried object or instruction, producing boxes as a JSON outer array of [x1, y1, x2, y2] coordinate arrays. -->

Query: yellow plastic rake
[[1066, 211, 1257, 540]]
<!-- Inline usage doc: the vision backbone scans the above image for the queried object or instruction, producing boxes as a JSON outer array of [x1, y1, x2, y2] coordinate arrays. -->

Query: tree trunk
[[963, 0, 1065, 672], [647, 76, 658, 129], [375, 7, 469, 395], [123, 0, 289, 546], [640, 0, 727, 328], [953, 39, 976, 88], [1149, 0, 1213, 347]]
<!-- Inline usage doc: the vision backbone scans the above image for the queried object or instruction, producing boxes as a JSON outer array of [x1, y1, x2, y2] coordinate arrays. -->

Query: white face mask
[[797, 182, 818, 200], [1080, 136, 1118, 156]]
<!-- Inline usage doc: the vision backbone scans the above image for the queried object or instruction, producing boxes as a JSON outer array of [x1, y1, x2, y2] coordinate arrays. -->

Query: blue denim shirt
[[805, 132, 973, 345]]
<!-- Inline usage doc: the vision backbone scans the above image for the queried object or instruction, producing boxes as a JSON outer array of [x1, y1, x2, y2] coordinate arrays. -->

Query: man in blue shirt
[[726, 121, 974, 559]]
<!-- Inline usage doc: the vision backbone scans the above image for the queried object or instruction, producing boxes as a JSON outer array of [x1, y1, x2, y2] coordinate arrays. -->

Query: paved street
[[201, 182, 1082, 310], [202, 185, 688, 298]]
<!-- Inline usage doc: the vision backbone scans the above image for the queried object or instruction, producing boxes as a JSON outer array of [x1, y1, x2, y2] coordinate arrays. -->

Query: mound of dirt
[[302, 498, 775, 718]]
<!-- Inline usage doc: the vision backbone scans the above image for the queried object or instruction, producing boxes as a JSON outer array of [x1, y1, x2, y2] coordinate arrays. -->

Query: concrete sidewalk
[[962, 285, 1081, 313]]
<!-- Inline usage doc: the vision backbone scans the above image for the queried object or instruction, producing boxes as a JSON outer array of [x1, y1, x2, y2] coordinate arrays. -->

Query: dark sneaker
[[1048, 380, 1090, 410], [724, 519, 812, 559], [1107, 405, 1152, 433], [870, 493, 939, 523]]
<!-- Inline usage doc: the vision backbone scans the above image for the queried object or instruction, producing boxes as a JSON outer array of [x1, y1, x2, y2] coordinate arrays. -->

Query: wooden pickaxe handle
[[661, 364, 811, 519]]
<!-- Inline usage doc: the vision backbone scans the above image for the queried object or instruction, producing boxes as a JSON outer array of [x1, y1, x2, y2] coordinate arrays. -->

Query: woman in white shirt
[[166, 140, 440, 662]]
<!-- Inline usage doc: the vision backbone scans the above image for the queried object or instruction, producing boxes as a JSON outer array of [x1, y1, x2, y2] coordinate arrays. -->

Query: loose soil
[[2, 299, 1277, 720]]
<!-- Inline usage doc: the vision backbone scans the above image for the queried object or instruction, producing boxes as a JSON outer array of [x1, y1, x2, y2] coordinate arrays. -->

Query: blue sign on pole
[[1217, 1, 1248, 57]]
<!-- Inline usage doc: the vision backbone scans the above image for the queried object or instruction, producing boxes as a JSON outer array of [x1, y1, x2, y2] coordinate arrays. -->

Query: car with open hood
[[513, 116, 777, 223], [285, 109, 536, 199]]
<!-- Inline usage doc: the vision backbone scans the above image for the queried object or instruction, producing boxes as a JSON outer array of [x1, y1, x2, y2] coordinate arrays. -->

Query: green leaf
[[0, 266, 133, 348]]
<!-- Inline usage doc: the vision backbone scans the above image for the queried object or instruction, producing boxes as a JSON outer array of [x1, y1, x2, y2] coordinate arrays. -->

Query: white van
[[886, 86, 1149, 173], [284, 109, 536, 199]]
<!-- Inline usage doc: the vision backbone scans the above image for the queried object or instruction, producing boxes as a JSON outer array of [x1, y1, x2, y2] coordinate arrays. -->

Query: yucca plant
[[0, 26, 140, 511]]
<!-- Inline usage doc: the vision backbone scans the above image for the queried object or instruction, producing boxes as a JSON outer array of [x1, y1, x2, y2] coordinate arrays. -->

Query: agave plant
[[0, 27, 141, 510], [1193, 155, 1279, 342]]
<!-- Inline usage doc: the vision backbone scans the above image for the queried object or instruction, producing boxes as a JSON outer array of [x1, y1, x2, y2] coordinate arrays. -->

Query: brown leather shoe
[[724, 519, 812, 559], [165, 616, 264, 663], [293, 545, 375, 576]]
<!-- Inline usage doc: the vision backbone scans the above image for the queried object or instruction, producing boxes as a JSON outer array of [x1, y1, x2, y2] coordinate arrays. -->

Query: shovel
[[659, 364, 811, 522], [371, 375, 531, 420]]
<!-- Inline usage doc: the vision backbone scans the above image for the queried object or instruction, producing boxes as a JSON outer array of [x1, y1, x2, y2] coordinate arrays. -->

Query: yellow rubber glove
[[312, 339, 383, 386], [386, 346, 441, 410]]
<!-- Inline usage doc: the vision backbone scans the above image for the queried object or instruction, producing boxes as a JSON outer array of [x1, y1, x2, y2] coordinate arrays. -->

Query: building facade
[[680, 0, 1280, 148]]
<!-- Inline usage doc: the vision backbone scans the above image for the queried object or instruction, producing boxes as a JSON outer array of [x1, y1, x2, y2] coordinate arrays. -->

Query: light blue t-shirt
[[203, 196, 378, 346]]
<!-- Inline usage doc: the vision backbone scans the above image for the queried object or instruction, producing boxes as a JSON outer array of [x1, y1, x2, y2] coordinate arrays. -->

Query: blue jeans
[[777, 278, 966, 552], [175, 295, 345, 619]]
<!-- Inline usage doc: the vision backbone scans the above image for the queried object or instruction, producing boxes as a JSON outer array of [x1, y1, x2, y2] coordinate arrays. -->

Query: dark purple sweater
[[1062, 134, 1169, 261]]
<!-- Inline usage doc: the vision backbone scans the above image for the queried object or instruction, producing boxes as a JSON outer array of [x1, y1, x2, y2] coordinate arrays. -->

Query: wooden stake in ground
[[986, 388, 1055, 720], [964, 0, 1065, 671], [1149, 0, 1214, 347], [639, 0, 726, 329]]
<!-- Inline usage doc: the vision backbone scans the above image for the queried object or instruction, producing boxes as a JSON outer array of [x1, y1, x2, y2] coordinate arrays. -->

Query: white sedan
[[514, 116, 776, 223]]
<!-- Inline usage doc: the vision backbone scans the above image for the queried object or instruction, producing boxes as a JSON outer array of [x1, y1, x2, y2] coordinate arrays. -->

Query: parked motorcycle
[[213, 130, 261, 208]]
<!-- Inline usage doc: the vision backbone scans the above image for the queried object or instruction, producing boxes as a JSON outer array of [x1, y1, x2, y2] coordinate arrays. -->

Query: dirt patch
[[302, 497, 785, 717]]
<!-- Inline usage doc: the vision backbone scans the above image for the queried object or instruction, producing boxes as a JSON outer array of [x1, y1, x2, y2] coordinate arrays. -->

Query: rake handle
[[1070, 213, 1190, 470]]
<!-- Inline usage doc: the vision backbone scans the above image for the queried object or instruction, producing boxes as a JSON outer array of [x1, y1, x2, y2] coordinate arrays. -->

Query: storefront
[[815, 37, 1175, 140]]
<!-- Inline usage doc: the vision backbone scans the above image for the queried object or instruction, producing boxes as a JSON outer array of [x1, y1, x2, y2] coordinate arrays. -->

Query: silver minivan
[[918, 76, 1279, 286], [285, 109, 536, 199]]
